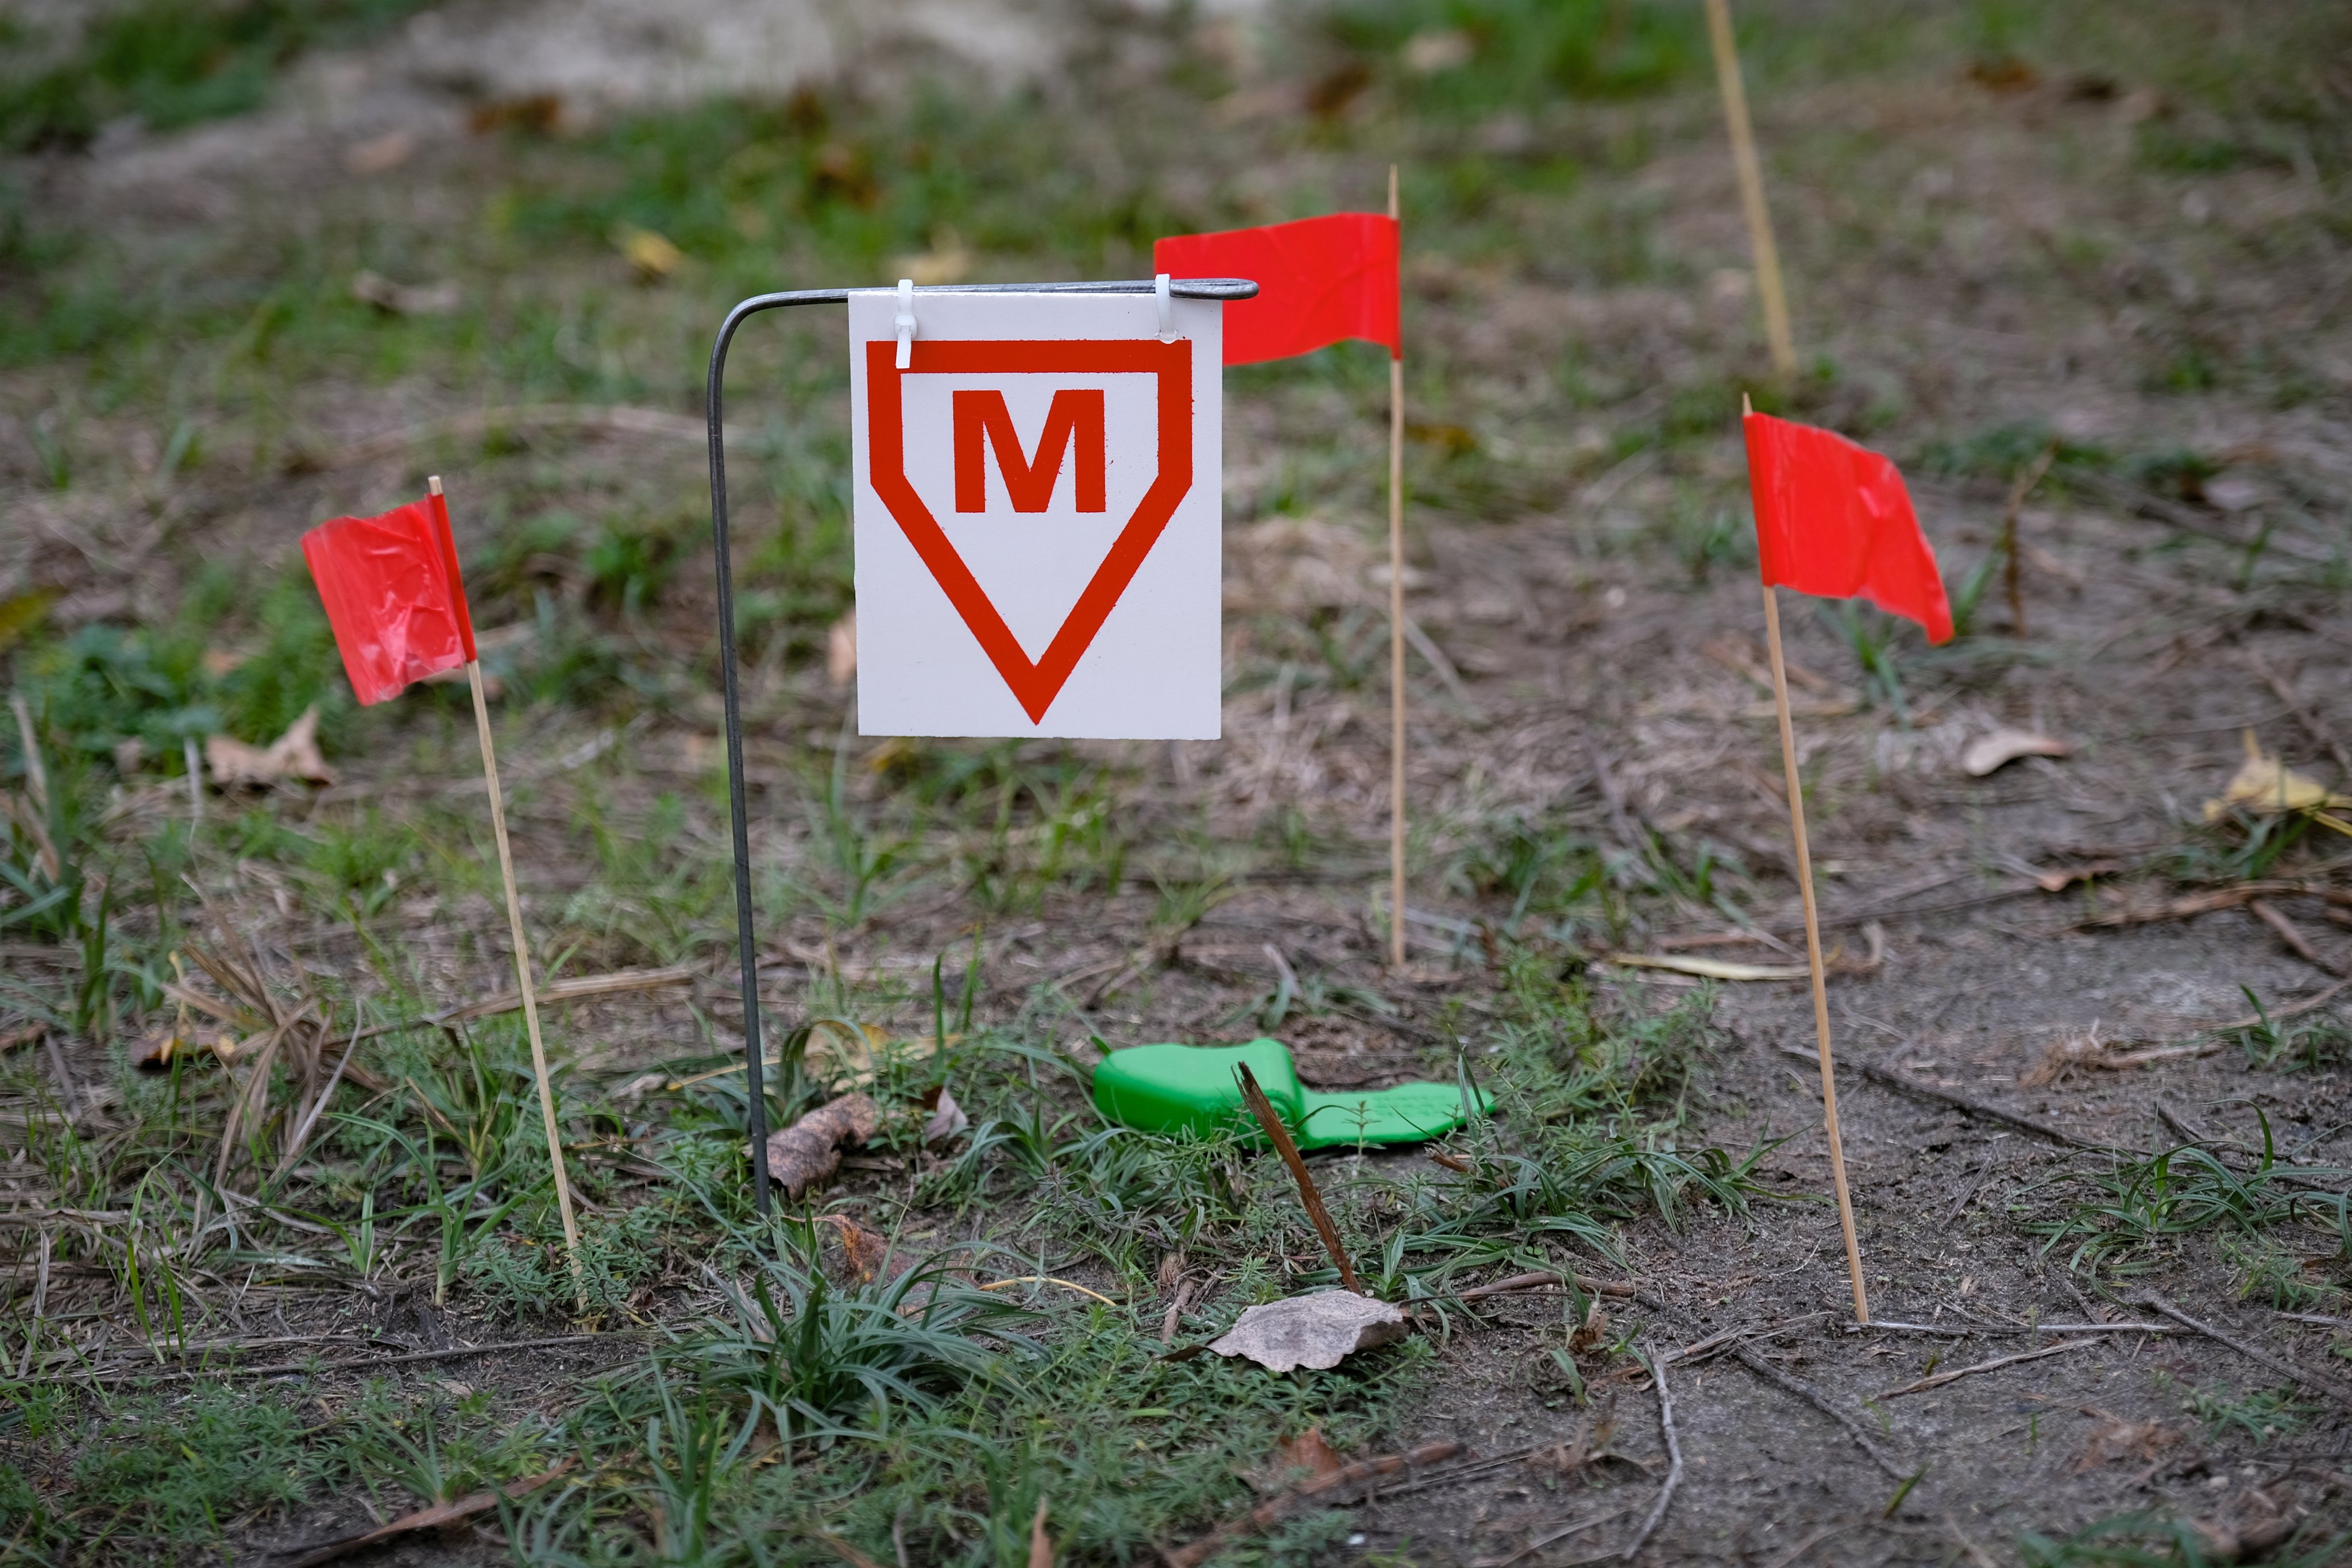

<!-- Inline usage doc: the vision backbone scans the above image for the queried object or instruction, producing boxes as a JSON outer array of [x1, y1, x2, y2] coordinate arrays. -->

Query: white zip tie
[[1154, 272, 1174, 342], [895, 277, 918, 369]]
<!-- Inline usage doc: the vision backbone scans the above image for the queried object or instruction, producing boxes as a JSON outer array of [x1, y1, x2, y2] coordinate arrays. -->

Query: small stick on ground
[[1731, 1346, 1908, 1480], [1454, 1269, 1637, 1304], [2244, 646, 2352, 781], [2211, 975, 2352, 1032], [1875, 1337, 2096, 1399], [277, 1460, 573, 1568], [67, 1330, 646, 1386], [1778, 1045, 2119, 1152], [1616, 1346, 1683, 1561], [1235, 1061, 1360, 1294], [1161, 1279, 1195, 1345], [1162, 1440, 1462, 1568], [816, 1533, 892, 1568], [2139, 1293, 2352, 1411], [2249, 898, 2347, 976], [1944, 1158, 1996, 1223]]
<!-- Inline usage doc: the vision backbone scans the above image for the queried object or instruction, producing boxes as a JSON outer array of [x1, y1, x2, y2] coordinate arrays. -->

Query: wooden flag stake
[[430, 477, 586, 1312], [1387, 163, 1409, 970], [1236, 1061, 1362, 1295], [1705, 0, 1796, 380], [1740, 410, 1868, 1324]]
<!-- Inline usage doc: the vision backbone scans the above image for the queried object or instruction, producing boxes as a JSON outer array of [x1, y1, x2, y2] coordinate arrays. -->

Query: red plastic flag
[[1154, 213, 1400, 366], [1743, 411, 1952, 644], [301, 493, 478, 705]]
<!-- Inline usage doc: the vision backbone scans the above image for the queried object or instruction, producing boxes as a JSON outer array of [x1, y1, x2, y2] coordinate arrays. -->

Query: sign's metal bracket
[[704, 277, 1257, 1212]]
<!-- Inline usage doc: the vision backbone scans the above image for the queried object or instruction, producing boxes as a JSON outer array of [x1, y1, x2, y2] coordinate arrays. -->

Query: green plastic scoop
[[1092, 1038, 1489, 1150]]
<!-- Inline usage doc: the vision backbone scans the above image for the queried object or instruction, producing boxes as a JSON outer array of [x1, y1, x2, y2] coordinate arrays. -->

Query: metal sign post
[[704, 277, 1256, 1213]]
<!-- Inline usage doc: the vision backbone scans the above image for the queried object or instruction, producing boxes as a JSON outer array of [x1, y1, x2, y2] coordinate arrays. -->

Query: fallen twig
[[1161, 1440, 1463, 1568], [2138, 1293, 2352, 1411], [368, 964, 699, 1040], [1659, 1312, 1829, 1367], [2249, 899, 2348, 977], [976, 1276, 1119, 1307], [68, 1330, 645, 1386], [1776, 1045, 2121, 1152], [1452, 1270, 1637, 1304], [1474, 1504, 1640, 1568], [2209, 975, 2352, 1033], [1616, 1347, 1682, 1561], [276, 1459, 573, 1568], [814, 1532, 892, 1568], [1846, 1320, 2175, 1337], [2244, 646, 2352, 781], [1731, 1346, 1908, 1480], [1235, 1061, 1360, 1294], [2073, 880, 2352, 932], [1762, 1522, 1859, 1568], [1875, 1338, 2096, 1399]]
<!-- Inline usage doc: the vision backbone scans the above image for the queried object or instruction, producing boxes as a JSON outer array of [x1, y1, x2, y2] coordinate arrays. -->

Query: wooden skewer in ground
[[434, 475, 586, 1313], [1386, 161, 1409, 970]]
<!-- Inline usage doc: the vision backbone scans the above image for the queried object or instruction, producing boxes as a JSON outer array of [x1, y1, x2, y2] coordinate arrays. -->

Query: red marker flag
[[1154, 213, 1400, 366], [301, 493, 478, 705], [1743, 411, 1952, 644]]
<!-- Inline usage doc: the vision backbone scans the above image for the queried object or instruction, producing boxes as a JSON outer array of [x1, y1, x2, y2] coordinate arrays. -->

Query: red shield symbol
[[864, 338, 1192, 724]]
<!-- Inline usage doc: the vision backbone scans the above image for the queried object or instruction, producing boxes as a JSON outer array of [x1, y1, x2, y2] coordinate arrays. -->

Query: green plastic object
[[1091, 1038, 1490, 1151]]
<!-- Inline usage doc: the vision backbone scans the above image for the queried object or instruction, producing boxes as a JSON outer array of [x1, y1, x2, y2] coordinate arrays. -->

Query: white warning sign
[[846, 289, 1223, 739]]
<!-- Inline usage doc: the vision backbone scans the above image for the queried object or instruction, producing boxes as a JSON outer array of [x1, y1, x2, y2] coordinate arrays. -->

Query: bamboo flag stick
[[1740, 419, 1868, 1325], [431, 477, 585, 1311], [1387, 162, 1409, 970], [1704, 0, 1796, 380]]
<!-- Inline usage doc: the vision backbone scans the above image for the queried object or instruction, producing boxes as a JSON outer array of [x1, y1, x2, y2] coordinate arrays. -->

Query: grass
[[2020, 1512, 2348, 1567], [2029, 1115, 2351, 1284]]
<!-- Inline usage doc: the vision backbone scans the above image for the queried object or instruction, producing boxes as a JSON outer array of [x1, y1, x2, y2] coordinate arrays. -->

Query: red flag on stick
[[297, 480, 584, 1312], [1159, 200, 1414, 965], [1743, 411, 1952, 644], [301, 495, 478, 704], [1153, 213, 1399, 366]]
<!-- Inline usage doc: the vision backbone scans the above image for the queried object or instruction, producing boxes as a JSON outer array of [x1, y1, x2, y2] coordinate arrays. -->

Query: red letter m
[[953, 389, 1106, 513]]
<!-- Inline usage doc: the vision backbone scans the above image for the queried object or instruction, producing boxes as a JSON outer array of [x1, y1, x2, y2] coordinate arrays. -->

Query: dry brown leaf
[[827, 612, 858, 688], [890, 231, 973, 286], [2021, 1024, 2110, 1087], [1963, 728, 2072, 777], [1207, 1291, 1408, 1373], [2073, 1408, 2180, 1472], [922, 1085, 969, 1145], [2030, 859, 2122, 893], [615, 223, 683, 281], [762, 1093, 880, 1198], [1569, 1299, 1610, 1354], [818, 1213, 892, 1283], [206, 705, 335, 787], [342, 129, 416, 175], [351, 270, 459, 317], [1028, 1497, 1052, 1568], [2205, 730, 2352, 822], [1543, 1400, 1617, 1476], [1272, 1427, 1346, 1485], [132, 1023, 238, 1070]]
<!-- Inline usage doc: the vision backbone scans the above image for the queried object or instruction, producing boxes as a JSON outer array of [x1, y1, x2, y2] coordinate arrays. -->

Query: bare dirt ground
[[3, 1, 2351, 1563]]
